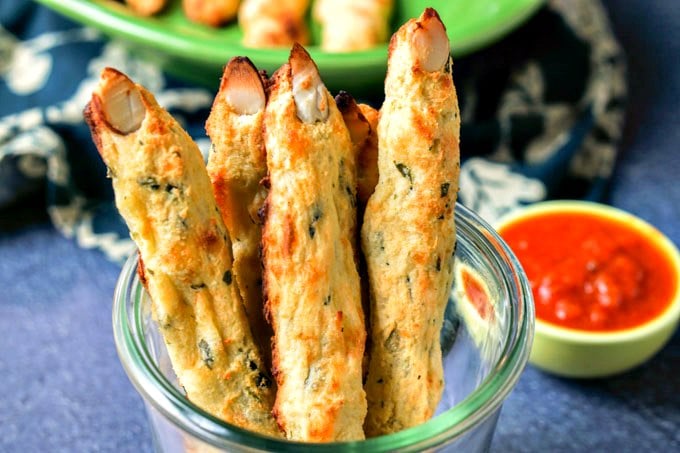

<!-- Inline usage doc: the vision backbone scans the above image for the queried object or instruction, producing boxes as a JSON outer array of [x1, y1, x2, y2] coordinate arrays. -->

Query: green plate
[[37, 0, 544, 94]]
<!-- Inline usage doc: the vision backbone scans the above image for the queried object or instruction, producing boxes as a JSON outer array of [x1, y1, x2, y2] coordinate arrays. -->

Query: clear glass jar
[[113, 203, 534, 452]]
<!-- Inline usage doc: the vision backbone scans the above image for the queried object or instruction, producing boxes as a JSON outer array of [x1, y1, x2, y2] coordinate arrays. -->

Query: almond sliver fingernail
[[290, 44, 329, 123], [412, 9, 450, 72], [221, 57, 266, 115], [98, 68, 145, 134]]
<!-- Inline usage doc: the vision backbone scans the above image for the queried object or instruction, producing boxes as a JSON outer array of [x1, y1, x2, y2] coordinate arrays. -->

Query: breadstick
[[361, 8, 460, 436], [205, 57, 272, 367], [183, 0, 240, 27], [335, 92, 379, 381], [262, 44, 366, 441], [84, 68, 281, 437], [239, 0, 309, 48], [335, 92, 379, 210], [313, 0, 393, 52], [125, 0, 166, 16]]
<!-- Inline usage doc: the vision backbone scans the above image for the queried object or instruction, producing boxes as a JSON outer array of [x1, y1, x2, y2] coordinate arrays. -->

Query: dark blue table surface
[[1, 1, 678, 451]]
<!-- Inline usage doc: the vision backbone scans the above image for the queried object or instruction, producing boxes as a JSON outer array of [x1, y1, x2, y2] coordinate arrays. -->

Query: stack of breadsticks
[[122, 0, 394, 52], [86, 8, 459, 442], [124, 0, 241, 26]]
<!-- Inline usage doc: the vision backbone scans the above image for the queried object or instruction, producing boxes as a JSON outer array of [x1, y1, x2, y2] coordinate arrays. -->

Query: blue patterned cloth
[[0, 0, 626, 263]]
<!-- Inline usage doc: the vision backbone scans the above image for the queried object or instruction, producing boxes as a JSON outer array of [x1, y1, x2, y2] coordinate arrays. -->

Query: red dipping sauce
[[461, 267, 494, 322], [499, 208, 678, 332]]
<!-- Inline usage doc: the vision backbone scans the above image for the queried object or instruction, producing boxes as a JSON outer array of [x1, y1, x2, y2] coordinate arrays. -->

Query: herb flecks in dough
[[262, 44, 366, 442], [440, 182, 450, 197], [199, 339, 215, 369], [361, 8, 460, 436], [394, 162, 413, 186], [206, 57, 273, 368], [85, 67, 281, 437], [308, 204, 323, 239]]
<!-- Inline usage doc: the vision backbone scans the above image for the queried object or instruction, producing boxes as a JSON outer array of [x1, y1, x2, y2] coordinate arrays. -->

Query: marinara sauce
[[499, 210, 677, 332]]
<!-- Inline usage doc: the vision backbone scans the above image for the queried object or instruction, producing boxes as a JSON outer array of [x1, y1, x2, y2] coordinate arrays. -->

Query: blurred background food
[[35, 0, 544, 92]]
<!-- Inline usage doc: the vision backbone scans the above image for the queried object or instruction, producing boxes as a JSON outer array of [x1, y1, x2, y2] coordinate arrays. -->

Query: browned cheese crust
[[261, 45, 366, 441], [361, 9, 461, 436], [206, 57, 272, 367], [313, 0, 394, 52], [239, 0, 310, 47], [183, 0, 240, 27], [84, 68, 281, 437]]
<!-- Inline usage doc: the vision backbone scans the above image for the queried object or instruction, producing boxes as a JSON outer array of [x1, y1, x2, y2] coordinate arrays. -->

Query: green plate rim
[[35, 0, 545, 72]]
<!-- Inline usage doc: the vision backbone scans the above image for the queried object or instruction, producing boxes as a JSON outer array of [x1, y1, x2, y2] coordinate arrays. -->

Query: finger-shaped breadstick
[[239, 0, 310, 48], [126, 0, 167, 16], [206, 57, 272, 367], [361, 9, 460, 436], [262, 44, 366, 441], [84, 68, 281, 437], [313, 0, 393, 52], [183, 0, 240, 27], [335, 92, 379, 210], [335, 92, 379, 381]]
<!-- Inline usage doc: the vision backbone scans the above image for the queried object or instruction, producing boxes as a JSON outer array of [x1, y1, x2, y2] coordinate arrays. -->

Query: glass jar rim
[[112, 202, 534, 452]]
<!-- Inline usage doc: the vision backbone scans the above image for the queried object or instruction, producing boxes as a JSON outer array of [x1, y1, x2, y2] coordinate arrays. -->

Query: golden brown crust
[[239, 0, 310, 47], [86, 67, 281, 437], [313, 0, 394, 52], [261, 46, 366, 442], [183, 0, 240, 26], [206, 56, 273, 368], [361, 9, 460, 436]]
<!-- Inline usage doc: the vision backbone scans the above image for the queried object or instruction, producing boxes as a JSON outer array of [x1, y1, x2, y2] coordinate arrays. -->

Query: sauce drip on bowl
[[499, 211, 678, 332]]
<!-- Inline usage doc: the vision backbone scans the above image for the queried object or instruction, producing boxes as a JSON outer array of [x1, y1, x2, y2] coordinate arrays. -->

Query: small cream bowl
[[496, 200, 680, 378]]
